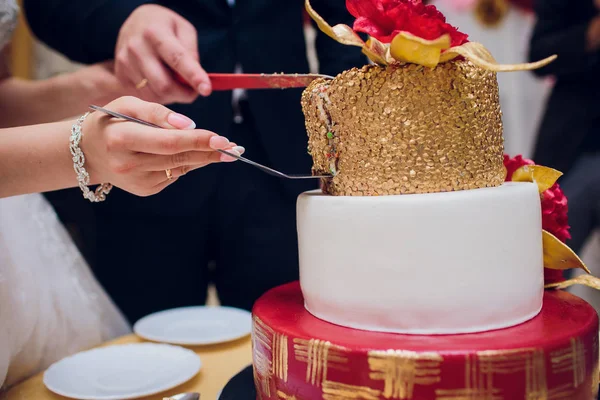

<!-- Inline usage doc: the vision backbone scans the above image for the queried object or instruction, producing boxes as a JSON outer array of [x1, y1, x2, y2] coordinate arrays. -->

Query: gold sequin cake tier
[[301, 61, 505, 196]]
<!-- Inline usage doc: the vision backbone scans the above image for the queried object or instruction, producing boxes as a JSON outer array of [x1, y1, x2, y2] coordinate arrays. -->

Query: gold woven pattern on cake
[[301, 61, 505, 196]]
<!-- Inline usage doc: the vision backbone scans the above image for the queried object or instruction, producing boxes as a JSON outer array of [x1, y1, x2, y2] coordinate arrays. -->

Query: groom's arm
[[23, 0, 156, 64]]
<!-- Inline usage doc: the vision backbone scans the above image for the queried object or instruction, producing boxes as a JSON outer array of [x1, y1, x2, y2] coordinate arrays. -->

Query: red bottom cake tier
[[252, 282, 599, 400]]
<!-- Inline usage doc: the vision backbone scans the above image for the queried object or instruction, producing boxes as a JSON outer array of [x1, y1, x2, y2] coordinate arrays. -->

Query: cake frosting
[[302, 62, 504, 196], [298, 182, 543, 334], [252, 283, 599, 400]]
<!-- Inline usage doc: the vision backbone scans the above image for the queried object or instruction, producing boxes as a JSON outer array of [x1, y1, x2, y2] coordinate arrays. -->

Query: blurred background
[[10, 1, 74, 80]]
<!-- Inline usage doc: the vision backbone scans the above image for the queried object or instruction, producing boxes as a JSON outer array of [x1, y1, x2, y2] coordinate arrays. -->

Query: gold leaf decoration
[[545, 275, 600, 291], [305, 0, 557, 70], [363, 37, 389, 66], [512, 165, 563, 193], [543, 230, 591, 274], [439, 41, 495, 63], [390, 32, 451, 68], [277, 391, 298, 400], [305, 0, 364, 48], [440, 42, 557, 72]]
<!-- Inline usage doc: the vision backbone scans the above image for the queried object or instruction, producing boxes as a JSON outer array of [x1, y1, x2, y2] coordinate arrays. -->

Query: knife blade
[[206, 73, 334, 91]]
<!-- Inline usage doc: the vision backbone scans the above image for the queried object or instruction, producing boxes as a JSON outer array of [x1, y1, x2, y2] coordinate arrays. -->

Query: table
[[1, 334, 252, 400]]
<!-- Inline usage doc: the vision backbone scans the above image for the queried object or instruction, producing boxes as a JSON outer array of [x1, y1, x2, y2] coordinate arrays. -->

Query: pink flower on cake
[[346, 0, 469, 46]]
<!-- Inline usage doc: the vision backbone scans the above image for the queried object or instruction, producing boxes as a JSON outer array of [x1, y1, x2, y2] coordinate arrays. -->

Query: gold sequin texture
[[301, 61, 505, 196]]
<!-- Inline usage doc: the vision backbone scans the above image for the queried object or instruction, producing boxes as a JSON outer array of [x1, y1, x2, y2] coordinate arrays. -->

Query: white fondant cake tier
[[297, 182, 544, 335]]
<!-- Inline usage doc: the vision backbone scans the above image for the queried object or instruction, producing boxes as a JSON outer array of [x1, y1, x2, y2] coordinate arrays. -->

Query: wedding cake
[[249, 1, 600, 399]]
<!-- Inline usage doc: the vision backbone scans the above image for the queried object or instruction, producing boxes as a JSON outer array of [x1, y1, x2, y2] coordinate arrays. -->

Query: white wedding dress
[[0, 0, 130, 390]]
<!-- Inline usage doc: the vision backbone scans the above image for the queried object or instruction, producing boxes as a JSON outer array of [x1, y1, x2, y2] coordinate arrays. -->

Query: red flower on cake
[[347, 0, 469, 46], [503, 154, 571, 242], [541, 185, 570, 243], [504, 155, 572, 284], [503, 154, 534, 181]]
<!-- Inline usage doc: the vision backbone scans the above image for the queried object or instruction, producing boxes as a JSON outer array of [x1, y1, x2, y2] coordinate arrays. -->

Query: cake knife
[[177, 73, 333, 90]]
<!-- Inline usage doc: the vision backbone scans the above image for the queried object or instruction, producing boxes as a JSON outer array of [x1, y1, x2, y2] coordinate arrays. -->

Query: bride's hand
[[81, 96, 242, 197]]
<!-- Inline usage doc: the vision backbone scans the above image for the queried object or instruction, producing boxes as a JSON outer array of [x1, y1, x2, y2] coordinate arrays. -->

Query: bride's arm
[[0, 120, 81, 196], [0, 62, 128, 128], [0, 96, 240, 199]]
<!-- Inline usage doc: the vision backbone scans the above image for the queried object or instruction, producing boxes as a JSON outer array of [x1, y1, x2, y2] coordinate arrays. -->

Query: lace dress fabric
[[0, 0, 17, 52], [0, 0, 130, 389], [0, 195, 130, 388]]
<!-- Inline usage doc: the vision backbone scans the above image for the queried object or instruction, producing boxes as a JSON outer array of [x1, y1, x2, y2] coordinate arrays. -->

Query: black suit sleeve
[[528, 0, 599, 78], [309, 0, 367, 76], [23, 0, 157, 64]]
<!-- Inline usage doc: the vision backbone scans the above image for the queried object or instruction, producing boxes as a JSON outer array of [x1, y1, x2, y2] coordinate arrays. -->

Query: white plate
[[134, 306, 252, 346], [43, 343, 201, 400]]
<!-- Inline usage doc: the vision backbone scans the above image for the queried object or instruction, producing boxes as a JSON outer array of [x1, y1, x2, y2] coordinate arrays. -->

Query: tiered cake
[[250, 1, 599, 399]]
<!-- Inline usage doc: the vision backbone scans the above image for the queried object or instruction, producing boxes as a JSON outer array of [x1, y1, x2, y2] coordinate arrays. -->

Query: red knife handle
[[173, 72, 316, 91], [174, 72, 273, 90], [208, 74, 272, 90]]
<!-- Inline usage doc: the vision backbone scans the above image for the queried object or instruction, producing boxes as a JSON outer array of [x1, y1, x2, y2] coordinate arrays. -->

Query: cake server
[[90, 105, 331, 180], [207, 73, 334, 90]]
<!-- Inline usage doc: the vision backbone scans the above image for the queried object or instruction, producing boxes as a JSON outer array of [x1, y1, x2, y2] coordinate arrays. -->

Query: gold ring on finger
[[165, 169, 173, 180], [136, 78, 149, 90]]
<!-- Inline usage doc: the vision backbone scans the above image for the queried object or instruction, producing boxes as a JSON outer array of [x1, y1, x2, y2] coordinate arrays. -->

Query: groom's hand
[[115, 4, 212, 104]]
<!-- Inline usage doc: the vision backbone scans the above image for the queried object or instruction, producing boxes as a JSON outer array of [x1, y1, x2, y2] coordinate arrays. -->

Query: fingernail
[[167, 113, 196, 130], [198, 82, 211, 96], [209, 135, 230, 150], [233, 145, 245, 155], [220, 149, 240, 162]]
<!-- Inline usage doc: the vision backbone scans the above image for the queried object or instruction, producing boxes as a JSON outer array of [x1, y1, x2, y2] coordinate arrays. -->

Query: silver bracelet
[[69, 112, 113, 202]]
